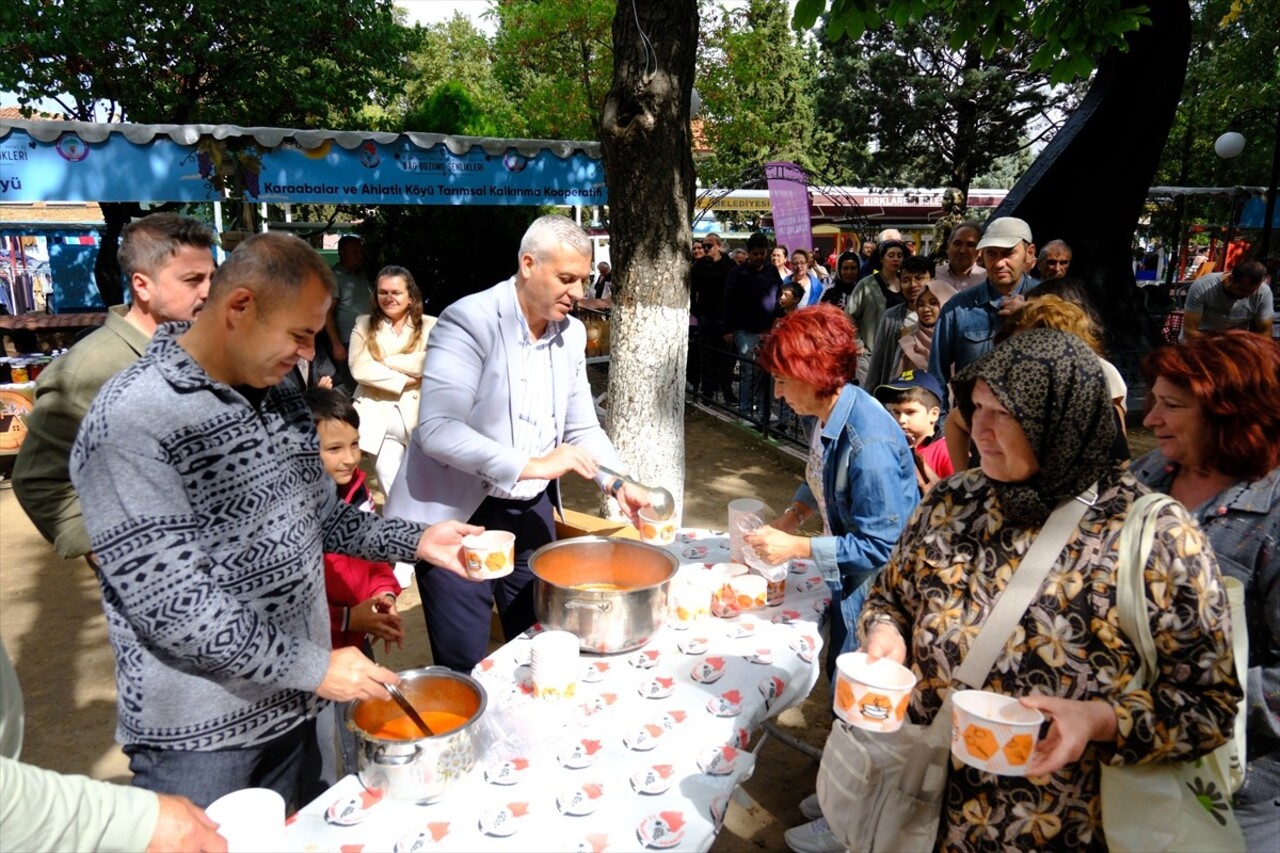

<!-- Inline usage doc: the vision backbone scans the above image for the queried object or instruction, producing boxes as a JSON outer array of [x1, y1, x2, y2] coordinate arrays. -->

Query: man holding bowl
[[386, 215, 648, 673]]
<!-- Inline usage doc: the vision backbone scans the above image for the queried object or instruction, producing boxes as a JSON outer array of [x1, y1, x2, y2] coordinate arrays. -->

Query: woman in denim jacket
[[1132, 330, 1280, 851], [744, 304, 919, 679]]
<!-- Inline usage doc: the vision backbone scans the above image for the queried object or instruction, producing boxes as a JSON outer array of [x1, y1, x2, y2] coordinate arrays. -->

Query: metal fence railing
[[685, 332, 810, 448]]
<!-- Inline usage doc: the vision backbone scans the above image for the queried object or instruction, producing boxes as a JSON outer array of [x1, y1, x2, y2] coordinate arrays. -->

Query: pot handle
[[373, 745, 422, 766], [565, 599, 613, 612]]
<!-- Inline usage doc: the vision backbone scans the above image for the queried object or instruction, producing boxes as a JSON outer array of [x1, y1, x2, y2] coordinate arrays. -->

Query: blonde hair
[[997, 294, 1102, 354]]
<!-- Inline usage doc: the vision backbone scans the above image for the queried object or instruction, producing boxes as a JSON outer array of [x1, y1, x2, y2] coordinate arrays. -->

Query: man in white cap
[[927, 216, 1036, 417]]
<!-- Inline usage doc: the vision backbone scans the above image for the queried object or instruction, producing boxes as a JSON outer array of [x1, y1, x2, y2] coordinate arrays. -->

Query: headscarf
[[899, 279, 958, 370], [953, 328, 1118, 526], [835, 251, 860, 283], [821, 251, 862, 309]]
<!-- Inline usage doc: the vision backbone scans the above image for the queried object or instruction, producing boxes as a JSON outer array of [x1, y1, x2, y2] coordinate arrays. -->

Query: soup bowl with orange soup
[[346, 667, 487, 803]]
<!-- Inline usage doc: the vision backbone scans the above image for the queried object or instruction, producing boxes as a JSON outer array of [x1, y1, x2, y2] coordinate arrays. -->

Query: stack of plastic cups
[[727, 498, 766, 562], [530, 630, 580, 702], [738, 513, 789, 607]]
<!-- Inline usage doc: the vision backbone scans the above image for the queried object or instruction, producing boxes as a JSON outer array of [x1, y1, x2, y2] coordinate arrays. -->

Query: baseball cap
[[976, 217, 1033, 250], [874, 369, 944, 405]]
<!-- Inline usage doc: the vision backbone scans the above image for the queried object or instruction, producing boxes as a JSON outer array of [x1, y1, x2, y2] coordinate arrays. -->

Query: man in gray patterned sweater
[[71, 232, 480, 809]]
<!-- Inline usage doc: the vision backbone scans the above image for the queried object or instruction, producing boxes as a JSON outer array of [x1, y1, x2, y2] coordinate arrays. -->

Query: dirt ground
[[0, 399, 1160, 852], [0, 403, 826, 851]]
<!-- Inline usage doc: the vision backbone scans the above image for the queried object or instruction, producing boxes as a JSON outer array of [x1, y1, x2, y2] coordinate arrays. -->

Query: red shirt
[[919, 437, 954, 480], [324, 469, 400, 649]]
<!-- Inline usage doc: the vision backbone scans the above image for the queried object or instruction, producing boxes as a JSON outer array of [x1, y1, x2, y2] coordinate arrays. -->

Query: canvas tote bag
[[817, 487, 1096, 853], [1101, 492, 1247, 853]]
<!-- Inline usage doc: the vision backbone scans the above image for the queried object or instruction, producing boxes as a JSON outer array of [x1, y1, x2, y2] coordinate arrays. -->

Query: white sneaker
[[799, 791, 823, 820], [784, 817, 844, 853]]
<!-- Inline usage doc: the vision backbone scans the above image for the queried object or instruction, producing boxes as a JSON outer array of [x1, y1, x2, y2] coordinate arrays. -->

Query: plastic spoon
[[384, 683, 435, 737], [598, 465, 676, 520]]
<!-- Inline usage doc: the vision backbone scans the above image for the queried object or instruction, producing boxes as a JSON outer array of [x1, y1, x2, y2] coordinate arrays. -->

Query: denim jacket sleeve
[[809, 432, 918, 587], [928, 301, 958, 418]]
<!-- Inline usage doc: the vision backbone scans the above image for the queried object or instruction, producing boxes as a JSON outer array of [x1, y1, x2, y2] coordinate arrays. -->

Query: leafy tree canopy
[[814, 3, 1082, 194], [1148, 0, 1278, 251], [490, 0, 614, 139], [393, 14, 527, 136], [0, 0, 412, 127], [696, 0, 833, 187], [794, 0, 1152, 84]]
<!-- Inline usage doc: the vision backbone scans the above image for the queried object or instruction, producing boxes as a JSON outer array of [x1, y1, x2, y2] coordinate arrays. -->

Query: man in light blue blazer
[[385, 215, 647, 671]]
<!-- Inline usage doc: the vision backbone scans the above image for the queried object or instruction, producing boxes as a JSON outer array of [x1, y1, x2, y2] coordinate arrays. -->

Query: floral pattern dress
[[861, 468, 1241, 852]]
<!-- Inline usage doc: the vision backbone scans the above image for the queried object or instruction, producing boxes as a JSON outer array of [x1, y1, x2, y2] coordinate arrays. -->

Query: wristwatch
[[868, 612, 897, 629]]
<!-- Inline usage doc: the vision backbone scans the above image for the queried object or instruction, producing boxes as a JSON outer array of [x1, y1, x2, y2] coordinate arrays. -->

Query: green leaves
[[794, 0, 1154, 84], [695, 0, 833, 187], [1, 0, 412, 126], [812, 4, 1082, 193]]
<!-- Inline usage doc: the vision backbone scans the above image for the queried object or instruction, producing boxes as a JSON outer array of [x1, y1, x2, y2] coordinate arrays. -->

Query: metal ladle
[[385, 683, 435, 737], [598, 465, 676, 521]]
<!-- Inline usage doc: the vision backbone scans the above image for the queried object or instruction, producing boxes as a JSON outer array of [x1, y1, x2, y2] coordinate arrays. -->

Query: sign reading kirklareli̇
[[0, 127, 606, 206], [764, 161, 813, 258]]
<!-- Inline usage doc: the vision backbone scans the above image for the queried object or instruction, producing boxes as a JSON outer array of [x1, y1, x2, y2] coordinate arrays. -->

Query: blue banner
[[0, 128, 607, 205]]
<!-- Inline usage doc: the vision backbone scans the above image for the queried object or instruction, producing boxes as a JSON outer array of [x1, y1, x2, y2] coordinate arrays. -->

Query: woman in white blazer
[[349, 266, 437, 493]]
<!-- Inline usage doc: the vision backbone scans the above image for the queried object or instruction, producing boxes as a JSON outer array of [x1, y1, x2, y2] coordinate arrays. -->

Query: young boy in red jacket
[[873, 370, 954, 495], [306, 388, 404, 783]]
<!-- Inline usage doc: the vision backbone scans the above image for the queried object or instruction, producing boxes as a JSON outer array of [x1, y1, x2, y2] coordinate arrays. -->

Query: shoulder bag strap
[[1114, 492, 1175, 691], [954, 483, 1099, 689]]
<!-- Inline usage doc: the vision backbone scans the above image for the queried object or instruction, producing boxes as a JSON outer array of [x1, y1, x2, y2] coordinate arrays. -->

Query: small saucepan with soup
[[346, 667, 487, 803], [530, 536, 679, 654]]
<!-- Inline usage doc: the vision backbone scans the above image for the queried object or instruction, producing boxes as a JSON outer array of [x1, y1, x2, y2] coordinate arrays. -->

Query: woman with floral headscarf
[[857, 329, 1240, 852]]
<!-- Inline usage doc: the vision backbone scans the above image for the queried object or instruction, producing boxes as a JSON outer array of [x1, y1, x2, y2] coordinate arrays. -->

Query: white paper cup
[[709, 562, 749, 618], [638, 507, 679, 545], [530, 630, 580, 701], [669, 581, 712, 628], [833, 652, 918, 733], [729, 575, 767, 611], [206, 788, 285, 853], [462, 530, 516, 580], [950, 690, 1044, 776]]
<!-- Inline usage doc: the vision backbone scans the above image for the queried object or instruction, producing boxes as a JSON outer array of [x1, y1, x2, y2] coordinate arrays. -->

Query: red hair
[[1142, 330, 1280, 477], [756, 304, 858, 396]]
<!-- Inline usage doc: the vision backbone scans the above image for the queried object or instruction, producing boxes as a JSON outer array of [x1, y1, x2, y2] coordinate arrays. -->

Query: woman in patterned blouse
[[860, 328, 1241, 852]]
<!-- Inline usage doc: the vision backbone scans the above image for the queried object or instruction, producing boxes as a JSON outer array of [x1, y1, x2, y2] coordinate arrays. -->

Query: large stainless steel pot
[[346, 667, 486, 803], [530, 536, 678, 654]]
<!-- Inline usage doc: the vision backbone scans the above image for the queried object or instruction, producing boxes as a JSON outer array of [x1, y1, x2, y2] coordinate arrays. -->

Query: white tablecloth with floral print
[[286, 529, 829, 852]]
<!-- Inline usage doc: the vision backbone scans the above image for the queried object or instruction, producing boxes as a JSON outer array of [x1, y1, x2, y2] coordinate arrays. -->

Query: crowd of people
[[713, 219, 1275, 853], [3, 208, 1277, 853]]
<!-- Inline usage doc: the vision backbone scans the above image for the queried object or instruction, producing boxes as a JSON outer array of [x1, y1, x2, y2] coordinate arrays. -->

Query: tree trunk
[[994, 1, 1191, 354], [93, 202, 140, 307], [948, 44, 981, 200], [599, 0, 698, 520]]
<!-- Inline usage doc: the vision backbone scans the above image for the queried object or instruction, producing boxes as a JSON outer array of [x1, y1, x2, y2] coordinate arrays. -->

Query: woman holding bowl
[[859, 328, 1240, 851], [349, 265, 436, 493], [743, 304, 919, 677], [1132, 329, 1280, 850]]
